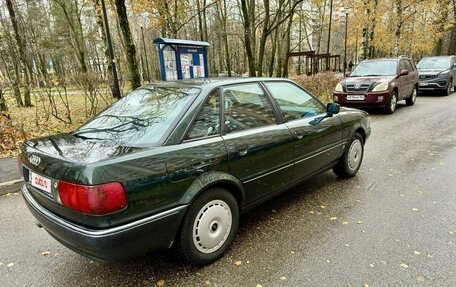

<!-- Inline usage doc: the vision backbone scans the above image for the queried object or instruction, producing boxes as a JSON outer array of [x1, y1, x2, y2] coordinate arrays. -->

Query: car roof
[[143, 77, 293, 91], [362, 57, 403, 62]]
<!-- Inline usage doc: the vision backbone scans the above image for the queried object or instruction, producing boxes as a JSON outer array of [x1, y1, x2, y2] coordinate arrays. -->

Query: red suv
[[333, 57, 419, 114]]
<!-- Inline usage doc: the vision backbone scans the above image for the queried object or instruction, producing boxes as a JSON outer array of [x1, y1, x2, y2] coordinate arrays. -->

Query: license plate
[[346, 95, 365, 101], [30, 172, 52, 194], [420, 82, 429, 86]]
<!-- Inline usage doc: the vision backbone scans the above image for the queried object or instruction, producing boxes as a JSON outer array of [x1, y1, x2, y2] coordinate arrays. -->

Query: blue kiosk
[[153, 38, 210, 81]]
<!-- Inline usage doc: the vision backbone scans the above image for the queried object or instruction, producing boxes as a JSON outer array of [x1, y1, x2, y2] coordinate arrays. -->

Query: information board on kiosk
[[153, 38, 210, 81]]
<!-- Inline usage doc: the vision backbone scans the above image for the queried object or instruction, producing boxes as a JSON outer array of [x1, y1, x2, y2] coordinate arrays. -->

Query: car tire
[[443, 79, 452, 96], [405, 86, 417, 106], [177, 187, 239, 265], [333, 133, 364, 179], [384, 91, 398, 114]]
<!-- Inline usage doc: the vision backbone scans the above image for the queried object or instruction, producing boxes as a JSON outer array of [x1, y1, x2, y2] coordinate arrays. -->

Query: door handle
[[235, 144, 249, 156], [294, 131, 303, 139]]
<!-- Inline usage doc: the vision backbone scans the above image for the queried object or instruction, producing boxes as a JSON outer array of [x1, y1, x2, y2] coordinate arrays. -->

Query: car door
[[397, 59, 410, 99], [263, 81, 344, 183], [451, 56, 456, 86], [221, 83, 295, 204], [404, 59, 417, 94]]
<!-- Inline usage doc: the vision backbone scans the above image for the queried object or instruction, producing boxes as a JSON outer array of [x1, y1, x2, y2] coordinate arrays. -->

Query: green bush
[[292, 73, 342, 104]]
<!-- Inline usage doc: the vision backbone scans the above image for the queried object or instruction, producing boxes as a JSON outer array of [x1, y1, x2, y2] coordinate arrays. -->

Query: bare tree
[[6, 0, 32, 106]]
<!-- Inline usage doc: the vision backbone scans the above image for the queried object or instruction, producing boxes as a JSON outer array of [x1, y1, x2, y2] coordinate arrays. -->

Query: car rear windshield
[[417, 58, 451, 69], [350, 60, 397, 77], [73, 86, 200, 146]]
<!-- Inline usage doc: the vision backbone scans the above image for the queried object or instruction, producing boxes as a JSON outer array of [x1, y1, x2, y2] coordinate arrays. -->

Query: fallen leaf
[[413, 251, 421, 255], [235, 260, 242, 266], [7, 263, 14, 268], [416, 275, 425, 282], [204, 279, 211, 285], [400, 263, 409, 269], [41, 251, 50, 256], [342, 221, 349, 225], [449, 231, 454, 235], [357, 221, 363, 224], [280, 277, 286, 280], [330, 217, 337, 220], [309, 211, 315, 214], [156, 279, 166, 287], [320, 205, 326, 209], [369, 263, 374, 268], [256, 285, 263, 287], [412, 208, 418, 211]]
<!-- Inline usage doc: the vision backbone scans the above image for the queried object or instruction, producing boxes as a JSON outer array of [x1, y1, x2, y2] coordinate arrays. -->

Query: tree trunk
[[114, 0, 141, 89], [282, 8, 295, 77], [0, 88, 7, 112], [268, 29, 278, 77], [241, 0, 256, 76], [393, 0, 402, 57], [6, 0, 32, 107], [449, 0, 456, 54], [94, 0, 112, 76]]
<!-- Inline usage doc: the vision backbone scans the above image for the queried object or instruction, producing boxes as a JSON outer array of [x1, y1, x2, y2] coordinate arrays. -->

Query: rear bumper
[[334, 91, 392, 108], [21, 184, 188, 262]]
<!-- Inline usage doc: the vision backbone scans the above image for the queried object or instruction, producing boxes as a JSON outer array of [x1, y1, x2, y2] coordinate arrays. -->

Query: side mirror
[[399, 69, 409, 76], [311, 103, 340, 125], [327, 103, 340, 115], [345, 72, 351, 77]]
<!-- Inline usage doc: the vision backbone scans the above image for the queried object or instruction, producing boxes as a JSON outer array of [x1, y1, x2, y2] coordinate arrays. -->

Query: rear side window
[[223, 83, 276, 133], [264, 82, 325, 122], [186, 91, 220, 140]]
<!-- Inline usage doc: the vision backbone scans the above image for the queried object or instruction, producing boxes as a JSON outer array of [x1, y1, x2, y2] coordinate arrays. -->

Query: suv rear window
[[73, 86, 200, 146]]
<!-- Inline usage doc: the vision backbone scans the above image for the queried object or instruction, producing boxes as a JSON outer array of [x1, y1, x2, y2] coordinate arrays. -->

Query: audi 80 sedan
[[333, 57, 418, 114], [19, 78, 371, 265]]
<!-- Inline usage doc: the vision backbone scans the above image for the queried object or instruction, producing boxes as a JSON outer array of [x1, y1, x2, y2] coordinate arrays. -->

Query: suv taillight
[[58, 181, 126, 215]]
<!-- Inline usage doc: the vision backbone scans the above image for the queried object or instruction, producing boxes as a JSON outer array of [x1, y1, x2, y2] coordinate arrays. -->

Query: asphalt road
[[1, 91, 456, 287]]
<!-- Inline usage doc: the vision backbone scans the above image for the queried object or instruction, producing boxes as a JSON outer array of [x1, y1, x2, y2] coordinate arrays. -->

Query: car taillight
[[58, 181, 126, 215]]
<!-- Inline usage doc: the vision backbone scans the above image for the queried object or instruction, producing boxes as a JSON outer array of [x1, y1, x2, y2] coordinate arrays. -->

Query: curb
[[0, 179, 23, 196]]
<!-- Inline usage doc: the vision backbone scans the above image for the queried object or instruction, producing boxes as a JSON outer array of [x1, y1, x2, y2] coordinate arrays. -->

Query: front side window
[[223, 84, 276, 133], [74, 86, 200, 146], [265, 82, 325, 122], [186, 91, 220, 140], [399, 60, 406, 71], [404, 60, 414, 71]]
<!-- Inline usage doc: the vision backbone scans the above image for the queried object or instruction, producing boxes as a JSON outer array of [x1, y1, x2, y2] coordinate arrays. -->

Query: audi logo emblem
[[29, 154, 41, 166]]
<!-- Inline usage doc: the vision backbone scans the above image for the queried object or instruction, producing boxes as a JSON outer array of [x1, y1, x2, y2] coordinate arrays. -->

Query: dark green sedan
[[19, 78, 371, 265]]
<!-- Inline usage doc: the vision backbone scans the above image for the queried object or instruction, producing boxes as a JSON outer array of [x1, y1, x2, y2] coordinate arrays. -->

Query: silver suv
[[417, 56, 456, 96]]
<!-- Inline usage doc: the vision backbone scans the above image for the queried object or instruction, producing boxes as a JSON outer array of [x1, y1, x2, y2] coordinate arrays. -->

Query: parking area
[[1, 92, 456, 287]]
